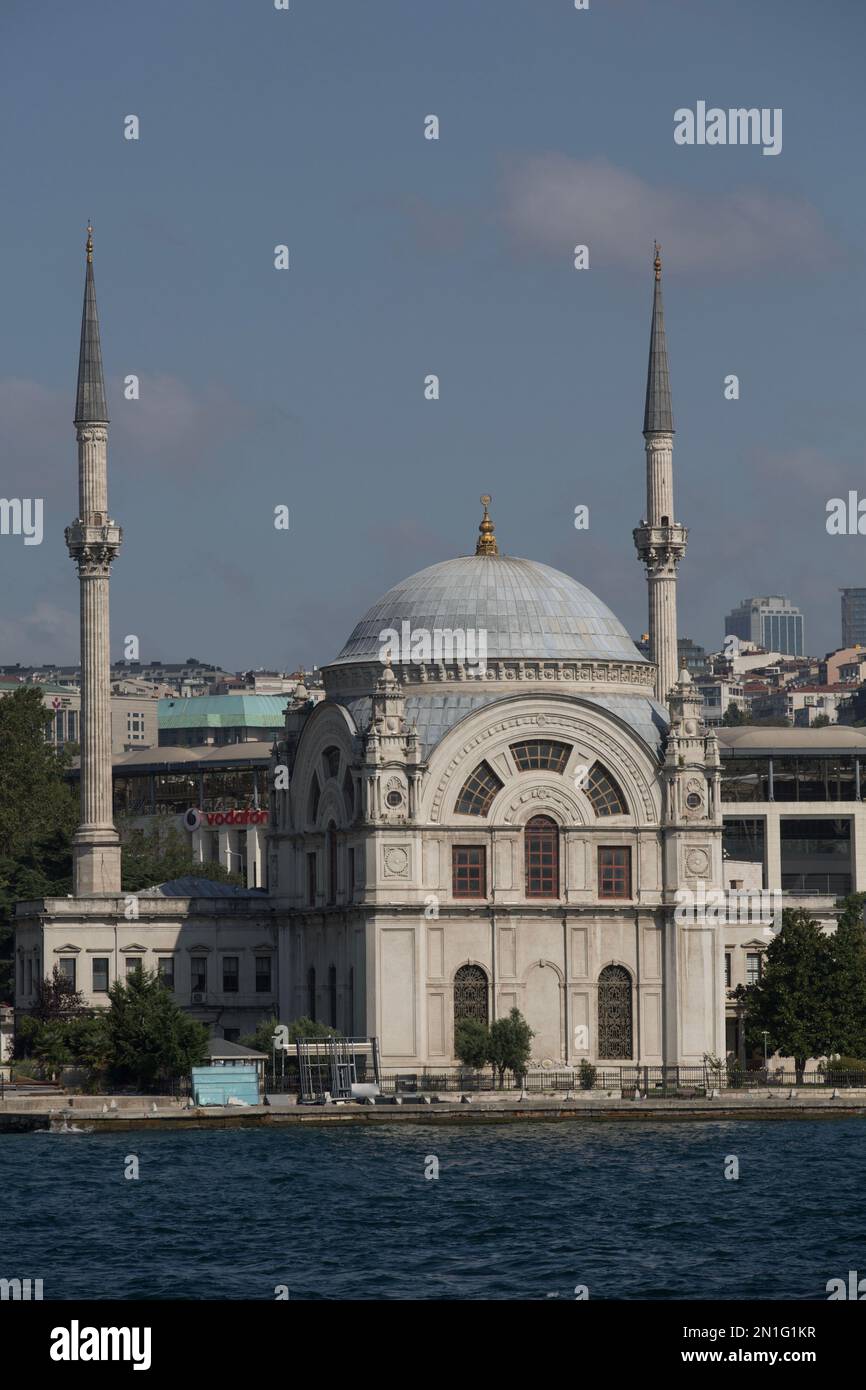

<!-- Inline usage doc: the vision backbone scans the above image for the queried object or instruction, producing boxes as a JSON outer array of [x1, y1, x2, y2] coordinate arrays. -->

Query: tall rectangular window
[[157, 957, 175, 990], [92, 958, 109, 993], [307, 852, 317, 907], [222, 957, 239, 993], [125, 957, 142, 979], [191, 957, 207, 993], [327, 827, 337, 905], [724, 953, 732, 989], [255, 956, 272, 993], [525, 816, 559, 898], [58, 957, 76, 989], [452, 845, 486, 898], [598, 846, 631, 899], [746, 952, 762, 986]]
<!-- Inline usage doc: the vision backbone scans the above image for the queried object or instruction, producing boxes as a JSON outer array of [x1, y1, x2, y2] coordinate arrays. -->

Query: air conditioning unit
[[191, 992, 205, 1004]]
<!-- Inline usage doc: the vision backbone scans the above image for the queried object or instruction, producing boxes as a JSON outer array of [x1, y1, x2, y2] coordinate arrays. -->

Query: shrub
[[578, 1059, 597, 1091]]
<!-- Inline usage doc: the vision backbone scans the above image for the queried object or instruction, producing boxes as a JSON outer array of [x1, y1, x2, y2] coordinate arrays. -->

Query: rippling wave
[[2, 1118, 864, 1299]]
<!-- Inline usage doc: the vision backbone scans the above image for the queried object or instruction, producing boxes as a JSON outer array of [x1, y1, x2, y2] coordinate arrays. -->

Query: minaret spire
[[633, 245, 687, 705], [65, 225, 123, 895], [74, 223, 109, 426], [643, 242, 673, 434]]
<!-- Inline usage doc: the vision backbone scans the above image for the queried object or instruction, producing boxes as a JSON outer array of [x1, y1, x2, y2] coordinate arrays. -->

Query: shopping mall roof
[[717, 726, 866, 756], [68, 741, 276, 776], [158, 695, 288, 730]]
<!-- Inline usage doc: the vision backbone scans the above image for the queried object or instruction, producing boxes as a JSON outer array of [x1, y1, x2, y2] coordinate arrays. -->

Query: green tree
[[65, 1014, 111, 1072], [0, 688, 77, 998], [104, 968, 208, 1089], [829, 892, 866, 1059], [454, 1019, 490, 1071], [242, 1012, 282, 1054], [33, 963, 87, 1022], [33, 1020, 73, 1081], [487, 1008, 534, 1087], [738, 909, 836, 1081], [119, 823, 244, 893], [721, 702, 745, 727]]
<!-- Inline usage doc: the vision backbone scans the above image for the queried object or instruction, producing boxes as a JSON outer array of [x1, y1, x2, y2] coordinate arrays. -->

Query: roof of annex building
[[158, 695, 288, 729], [717, 726, 866, 756]]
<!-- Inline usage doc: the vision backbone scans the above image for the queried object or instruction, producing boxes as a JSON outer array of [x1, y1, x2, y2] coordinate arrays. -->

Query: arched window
[[597, 965, 633, 1059], [510, 740, 571, 773], [454, 964, 489, 1028], [327, 823, 337, 904], [308, 774, 320, 824], [322, 746, 341, 780], [307, 966, 316, 1022], [585, 762, 628, 817], [328, 964, 338, 1028], [455, 760, 503, 816], [525, 815, 559, 897]]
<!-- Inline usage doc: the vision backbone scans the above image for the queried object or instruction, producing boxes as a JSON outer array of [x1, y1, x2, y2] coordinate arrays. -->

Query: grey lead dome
[[331, 553, 647, 665]]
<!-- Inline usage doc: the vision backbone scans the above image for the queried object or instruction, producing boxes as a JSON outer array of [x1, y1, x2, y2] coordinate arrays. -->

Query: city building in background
[[840, 588, 866, 648], [725, 596, 804, 658], [694, 676, 748, 726], [677, 637, 708, 677], [0, 678, 158, 753]]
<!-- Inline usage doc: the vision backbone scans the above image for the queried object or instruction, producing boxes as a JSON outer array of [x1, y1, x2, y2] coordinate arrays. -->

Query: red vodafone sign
[[183, 807, 268, 831]]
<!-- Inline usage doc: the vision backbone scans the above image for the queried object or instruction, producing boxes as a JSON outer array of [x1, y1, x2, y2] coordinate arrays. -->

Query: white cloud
[[0, 602, 79, 663], [501, 155, 842, 273]]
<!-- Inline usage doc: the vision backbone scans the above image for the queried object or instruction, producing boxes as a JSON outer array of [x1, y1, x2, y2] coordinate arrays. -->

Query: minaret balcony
[[632, 521, 688, 571]]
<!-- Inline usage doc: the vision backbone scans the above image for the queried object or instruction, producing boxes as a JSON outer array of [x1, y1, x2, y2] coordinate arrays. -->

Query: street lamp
[[761, 1030, 770, 1076]]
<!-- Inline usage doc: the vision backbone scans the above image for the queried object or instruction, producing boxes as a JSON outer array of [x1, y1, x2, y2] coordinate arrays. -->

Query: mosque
[[13, 233, 728, 1071]]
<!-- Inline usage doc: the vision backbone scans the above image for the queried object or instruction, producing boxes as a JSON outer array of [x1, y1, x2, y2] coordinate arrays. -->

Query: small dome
[[331, 554, 646, 665]]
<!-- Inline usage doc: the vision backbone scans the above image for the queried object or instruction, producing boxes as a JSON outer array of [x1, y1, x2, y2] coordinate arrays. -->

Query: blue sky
[[1, 0, 864, 669]]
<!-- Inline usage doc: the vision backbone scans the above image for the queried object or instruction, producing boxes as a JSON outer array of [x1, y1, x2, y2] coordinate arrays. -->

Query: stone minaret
[[633, 244, 688, 704], [65, 225, 123, 895]]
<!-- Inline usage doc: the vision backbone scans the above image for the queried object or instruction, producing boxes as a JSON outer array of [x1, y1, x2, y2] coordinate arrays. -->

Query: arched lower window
[[454, 964, 489, 1028], [525, 815, 559, 897], [328, 964, 338, 1028], [597, 964, 633, 1059], [307, 966, 316, 1022]]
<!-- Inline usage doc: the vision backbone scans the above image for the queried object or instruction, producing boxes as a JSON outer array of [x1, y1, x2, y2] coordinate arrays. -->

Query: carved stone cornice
[[325, 657, 657, 698]]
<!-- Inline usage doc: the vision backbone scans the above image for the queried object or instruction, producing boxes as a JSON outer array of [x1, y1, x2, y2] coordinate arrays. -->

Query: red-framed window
[[452, 845, 487, 898], [598, 846, 631, 899], [525, 815, 559, 897]]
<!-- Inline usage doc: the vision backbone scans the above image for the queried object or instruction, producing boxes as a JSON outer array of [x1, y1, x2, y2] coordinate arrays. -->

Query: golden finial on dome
[[653, 240, 661, 281], [86, 222, 93, 264], [476, 493, 499, 556]]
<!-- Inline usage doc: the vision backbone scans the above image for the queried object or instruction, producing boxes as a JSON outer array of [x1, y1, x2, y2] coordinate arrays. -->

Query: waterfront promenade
[[3, 1089, 866, 1132]]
